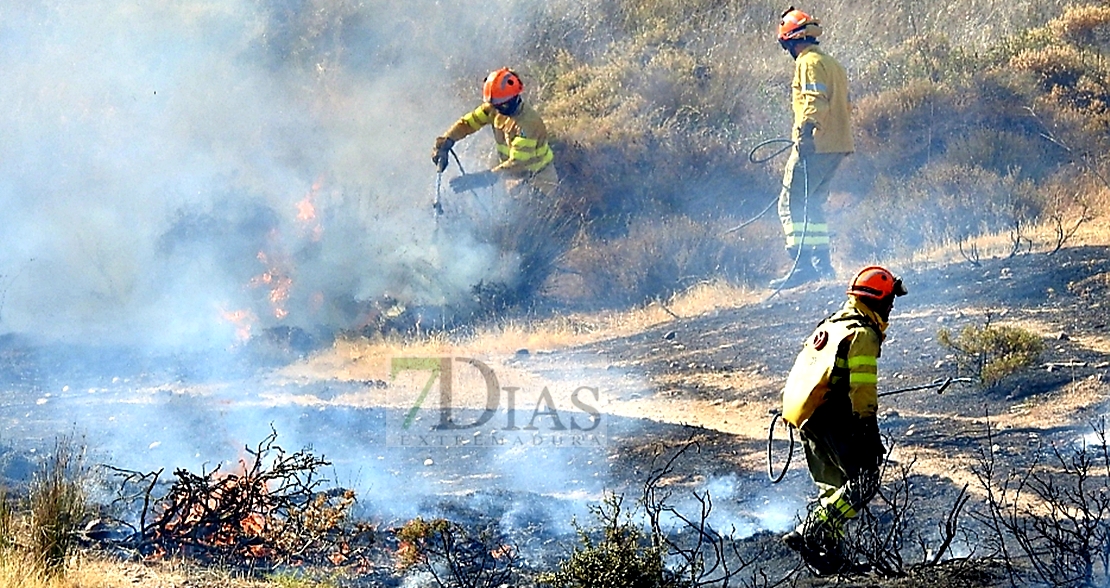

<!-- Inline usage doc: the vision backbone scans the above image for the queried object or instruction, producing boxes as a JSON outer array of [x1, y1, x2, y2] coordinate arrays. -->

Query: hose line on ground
[[767, 411, 795, 484]]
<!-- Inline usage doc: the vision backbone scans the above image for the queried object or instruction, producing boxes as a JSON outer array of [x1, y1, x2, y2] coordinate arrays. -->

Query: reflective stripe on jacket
[[781, 296, 885, 428], [792, 46, 854, 154], [443, 101, 554, 175]]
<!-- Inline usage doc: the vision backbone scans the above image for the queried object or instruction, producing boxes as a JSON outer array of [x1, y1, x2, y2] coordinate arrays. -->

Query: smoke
[[0, 0, 555, 348]]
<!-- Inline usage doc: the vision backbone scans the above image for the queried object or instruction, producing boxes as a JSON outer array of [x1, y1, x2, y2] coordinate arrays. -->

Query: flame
[[395, 541, 421, 571], [295, 196, 316, 222], [250, 251, 293, 320], [219, 177, 330, 334], [296, 177, 325, 242], [241, 512, 266, 536], [144, 544, 167, 563], [220, 308, 256, 342], [328, 548, 349, 566]]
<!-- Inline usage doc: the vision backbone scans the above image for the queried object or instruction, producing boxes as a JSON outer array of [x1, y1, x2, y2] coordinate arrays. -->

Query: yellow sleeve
[[792, 57, 830, 139], [444, 104, 493, 142], [846, 327, 881, 418]]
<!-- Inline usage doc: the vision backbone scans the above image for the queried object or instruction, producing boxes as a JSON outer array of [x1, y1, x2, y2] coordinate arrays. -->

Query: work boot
[[810, 249, 836, 280], [782, 527, 847, 576], [782, 529, 806, 551]]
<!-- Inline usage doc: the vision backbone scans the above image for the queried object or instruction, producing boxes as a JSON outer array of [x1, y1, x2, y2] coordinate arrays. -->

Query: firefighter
[[431, 68, 558, 198], [779, 266, 907, 574], [770, 7, 855, 289]]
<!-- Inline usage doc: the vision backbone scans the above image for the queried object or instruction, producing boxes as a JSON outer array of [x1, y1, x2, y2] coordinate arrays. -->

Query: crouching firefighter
[[431, 67, 558, 198], [779, 266, 907, 574]]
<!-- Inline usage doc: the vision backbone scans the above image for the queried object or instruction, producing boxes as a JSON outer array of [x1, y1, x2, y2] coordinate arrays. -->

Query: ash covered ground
[[0, 245, 1108, 586]]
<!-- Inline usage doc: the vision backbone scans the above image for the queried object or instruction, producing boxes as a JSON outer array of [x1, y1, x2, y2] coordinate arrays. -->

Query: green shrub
[[267, 571, 340, 588], [938, 322, 1045, 386], [537, 493, 683, 588]]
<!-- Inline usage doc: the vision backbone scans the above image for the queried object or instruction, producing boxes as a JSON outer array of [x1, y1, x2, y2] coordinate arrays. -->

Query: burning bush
[[108, 428, 372, 567]]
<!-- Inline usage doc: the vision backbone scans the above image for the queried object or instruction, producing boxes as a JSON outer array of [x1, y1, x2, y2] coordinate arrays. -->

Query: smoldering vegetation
[[1, 1, 1110, 586], [2, 0, 1110, 351]]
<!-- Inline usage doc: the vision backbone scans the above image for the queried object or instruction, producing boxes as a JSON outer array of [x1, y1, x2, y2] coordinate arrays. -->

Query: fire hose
[[719, 137, 813, 301], [723, 138, 794, 235], [766, 376, 975, 483]]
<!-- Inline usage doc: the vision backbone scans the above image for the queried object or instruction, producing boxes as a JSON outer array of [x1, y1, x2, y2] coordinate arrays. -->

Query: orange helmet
[[778, 7, 822, 42], [482, 68, 523, 105], [847, 266, 908, 300]]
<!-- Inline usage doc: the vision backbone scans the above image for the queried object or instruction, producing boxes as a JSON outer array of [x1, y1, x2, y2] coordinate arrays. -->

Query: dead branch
[[972, 416, 1110, 586], [641, 436, 790, 588], [958, 239, 981, 267], [105, 426, 371, 567]]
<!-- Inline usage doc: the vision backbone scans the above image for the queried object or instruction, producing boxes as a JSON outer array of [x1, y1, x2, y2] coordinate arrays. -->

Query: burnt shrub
[[972, 418, 1110, 587], [396, 517, 516, 588]]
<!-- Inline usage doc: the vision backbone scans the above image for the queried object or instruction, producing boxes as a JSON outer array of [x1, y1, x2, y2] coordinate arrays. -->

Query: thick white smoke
[[0, 0, 550, 348]]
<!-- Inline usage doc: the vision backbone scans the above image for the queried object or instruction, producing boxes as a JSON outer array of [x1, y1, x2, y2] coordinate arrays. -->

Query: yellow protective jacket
[[443, 101, 554, 176], [791, 46, 854, 154], [781, 296, 885, 429]]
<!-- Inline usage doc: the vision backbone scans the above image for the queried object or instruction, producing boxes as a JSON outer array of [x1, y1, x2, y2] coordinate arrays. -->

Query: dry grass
[[0, 557, 339, 588], [286, 279, 762, 383], [0, 557, 180, 588]]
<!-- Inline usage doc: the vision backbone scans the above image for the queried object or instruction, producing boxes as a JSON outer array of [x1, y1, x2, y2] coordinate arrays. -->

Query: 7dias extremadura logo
[[387, 357, 606, 448]]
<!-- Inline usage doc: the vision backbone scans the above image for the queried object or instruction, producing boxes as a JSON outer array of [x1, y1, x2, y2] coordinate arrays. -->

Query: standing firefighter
[[780, 266, 907, 573], [431, 68, 558, 198], [770, 7, 854, 289]]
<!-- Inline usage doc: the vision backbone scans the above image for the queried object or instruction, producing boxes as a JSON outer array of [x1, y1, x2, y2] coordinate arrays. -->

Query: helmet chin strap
[[493, 95, 521, 116], [781, 37, 818, 58]]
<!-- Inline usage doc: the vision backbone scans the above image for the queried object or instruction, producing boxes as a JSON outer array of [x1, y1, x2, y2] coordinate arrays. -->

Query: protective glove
[[857, 416, 886, 468], [449, 170, 499, 193], [796, 122, 816, 159], [431, 136, 455, 173]]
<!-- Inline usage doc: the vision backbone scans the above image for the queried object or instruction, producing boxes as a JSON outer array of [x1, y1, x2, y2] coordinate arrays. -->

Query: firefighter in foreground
[[431, 68, 558, 198], [771, 7, 855, 289], [780, 266, 907, 573]]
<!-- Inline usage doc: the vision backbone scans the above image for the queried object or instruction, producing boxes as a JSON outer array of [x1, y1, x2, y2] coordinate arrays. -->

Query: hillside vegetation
[[199, 0, 1110, 317], [517, 0, 1110, 305]]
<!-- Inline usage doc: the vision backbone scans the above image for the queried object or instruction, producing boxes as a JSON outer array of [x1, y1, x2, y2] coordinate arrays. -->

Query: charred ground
[[0, 246, 1108, 586]]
